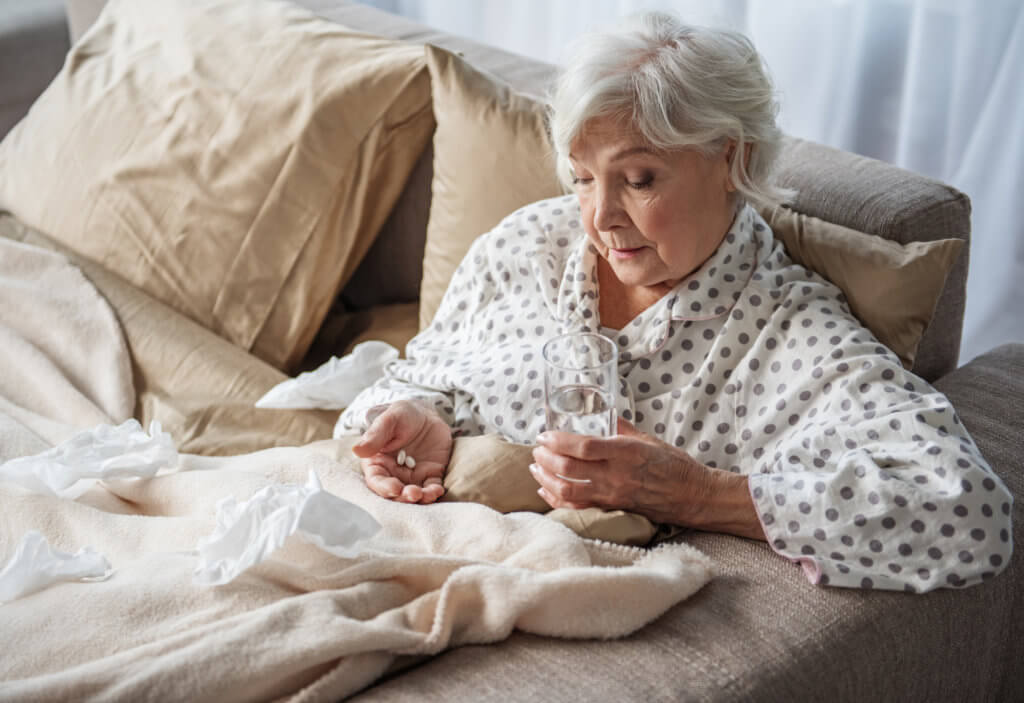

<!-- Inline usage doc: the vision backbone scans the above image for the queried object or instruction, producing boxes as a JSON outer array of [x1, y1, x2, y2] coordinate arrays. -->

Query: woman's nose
[[592, 188, 625, 231]]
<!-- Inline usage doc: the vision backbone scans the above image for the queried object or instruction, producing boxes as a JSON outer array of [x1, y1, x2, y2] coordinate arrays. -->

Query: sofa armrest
[[933, 343, 1024, 700], [0, 1, 69, 140], [934, 343, 1024, 498]]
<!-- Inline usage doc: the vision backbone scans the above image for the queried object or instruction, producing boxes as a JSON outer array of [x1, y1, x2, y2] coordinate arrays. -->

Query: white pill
[[397, 449, 407, 465], [405, 455, 416, 468]]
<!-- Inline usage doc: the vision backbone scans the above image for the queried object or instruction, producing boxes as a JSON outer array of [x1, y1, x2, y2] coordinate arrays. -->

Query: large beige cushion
[[0, 0, 435, 371], [419, 43, 565, 329], [417, 44, 959, 368]]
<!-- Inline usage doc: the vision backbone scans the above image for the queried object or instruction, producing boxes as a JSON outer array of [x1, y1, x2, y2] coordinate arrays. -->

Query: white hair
[[549, 11, 795, 210]]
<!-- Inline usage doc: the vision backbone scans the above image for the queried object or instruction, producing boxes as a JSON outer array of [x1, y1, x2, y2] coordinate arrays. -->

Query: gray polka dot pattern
[[338, 197, 1013, 593]]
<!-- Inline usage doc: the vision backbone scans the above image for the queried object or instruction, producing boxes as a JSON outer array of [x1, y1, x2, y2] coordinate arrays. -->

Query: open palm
[[352, 400, 452, 503]]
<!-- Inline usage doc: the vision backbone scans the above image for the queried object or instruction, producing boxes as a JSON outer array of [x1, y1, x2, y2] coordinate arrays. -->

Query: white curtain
[[366, 0, 1024, 367]]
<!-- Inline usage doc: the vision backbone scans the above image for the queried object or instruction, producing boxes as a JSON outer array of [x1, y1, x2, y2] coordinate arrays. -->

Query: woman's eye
[[571, 176, 593, 186], [627, 177, 653, 190]]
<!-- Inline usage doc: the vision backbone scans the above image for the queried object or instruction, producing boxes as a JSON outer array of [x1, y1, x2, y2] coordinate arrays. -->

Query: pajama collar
[[557, 205, 763, 361]]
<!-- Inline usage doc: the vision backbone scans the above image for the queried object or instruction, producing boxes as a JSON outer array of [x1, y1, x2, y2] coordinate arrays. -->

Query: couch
[[0, 0, 1020, 700]]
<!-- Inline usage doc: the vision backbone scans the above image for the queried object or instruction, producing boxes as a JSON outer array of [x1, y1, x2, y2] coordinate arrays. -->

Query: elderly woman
[[338, 12, 1012, 592]]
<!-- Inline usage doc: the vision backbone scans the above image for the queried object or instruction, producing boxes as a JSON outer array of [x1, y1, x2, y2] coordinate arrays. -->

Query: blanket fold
[[0, 233, 713, 701], [0, 237, 134, 449], [1, 447, 713, 701]]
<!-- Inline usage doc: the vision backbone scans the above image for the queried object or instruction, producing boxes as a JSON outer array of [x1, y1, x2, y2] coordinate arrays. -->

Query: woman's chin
[[608, 266, 673, 291]]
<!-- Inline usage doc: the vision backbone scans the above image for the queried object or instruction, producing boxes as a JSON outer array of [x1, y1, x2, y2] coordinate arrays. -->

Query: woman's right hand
[[351, 400, 452, 504]]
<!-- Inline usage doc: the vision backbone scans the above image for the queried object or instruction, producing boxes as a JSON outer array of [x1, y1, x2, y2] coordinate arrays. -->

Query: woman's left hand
[[530, 418, 765, 539]]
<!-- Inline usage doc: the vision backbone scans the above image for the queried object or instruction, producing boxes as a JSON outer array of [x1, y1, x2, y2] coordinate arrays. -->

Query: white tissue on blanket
[[254, 340, 399, 410], [0, 530, 113, 603], [193, 470, 381, 586], [0, 419, 177, 499]]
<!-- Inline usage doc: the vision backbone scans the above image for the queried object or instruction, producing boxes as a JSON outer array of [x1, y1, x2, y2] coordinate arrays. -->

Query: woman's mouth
[[609, 247, 644, 260]]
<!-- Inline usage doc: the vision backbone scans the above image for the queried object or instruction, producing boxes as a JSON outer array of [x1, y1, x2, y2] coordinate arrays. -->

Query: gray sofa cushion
[[0, 0, 69, 139], [935, 343, 1023, 513]]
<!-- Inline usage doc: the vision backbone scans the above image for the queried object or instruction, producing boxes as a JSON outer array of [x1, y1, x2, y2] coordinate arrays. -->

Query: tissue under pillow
[[0, 0, 434, 371], [256, 341, 399, 410]]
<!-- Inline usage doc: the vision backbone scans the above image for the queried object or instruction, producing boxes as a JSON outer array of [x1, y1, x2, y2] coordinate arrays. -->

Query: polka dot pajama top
[[338, 195, 1013, 592]]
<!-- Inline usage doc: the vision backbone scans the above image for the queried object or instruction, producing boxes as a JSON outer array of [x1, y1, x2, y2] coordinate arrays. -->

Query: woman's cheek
[[582, 222, 608, 256]]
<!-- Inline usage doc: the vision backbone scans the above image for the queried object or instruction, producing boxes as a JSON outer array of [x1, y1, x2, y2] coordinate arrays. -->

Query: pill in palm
[[397, 449, 407, 465], [405, 455, 416, 468]]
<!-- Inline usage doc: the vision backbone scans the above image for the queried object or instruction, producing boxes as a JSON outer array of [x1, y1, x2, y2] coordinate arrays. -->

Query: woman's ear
[[722, 140, 753, 194]]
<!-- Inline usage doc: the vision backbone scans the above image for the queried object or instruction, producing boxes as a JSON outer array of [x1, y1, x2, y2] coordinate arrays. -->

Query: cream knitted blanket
[[0, 237, 713, 701]]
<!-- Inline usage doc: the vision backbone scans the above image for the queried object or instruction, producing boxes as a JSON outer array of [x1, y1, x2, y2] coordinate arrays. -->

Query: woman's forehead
[[570, 117, 659, 161]]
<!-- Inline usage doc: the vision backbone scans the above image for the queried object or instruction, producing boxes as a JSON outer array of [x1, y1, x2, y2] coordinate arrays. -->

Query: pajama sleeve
[[744, 303, 1013, 592], [335, 235, 498, 435]]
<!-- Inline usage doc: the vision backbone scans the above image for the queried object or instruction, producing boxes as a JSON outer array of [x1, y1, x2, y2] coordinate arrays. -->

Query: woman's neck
[[596, 257, 670, 331]]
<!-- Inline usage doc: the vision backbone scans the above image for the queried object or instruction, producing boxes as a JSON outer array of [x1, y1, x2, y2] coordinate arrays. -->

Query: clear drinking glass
[[542, 332, 618, 438]]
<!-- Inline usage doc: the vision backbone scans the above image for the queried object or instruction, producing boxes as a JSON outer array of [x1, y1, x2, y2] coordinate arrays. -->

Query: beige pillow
[[0, 0, 435, 371], [762, 206, 963, 369], [418, 43, 960, 369], [442, 434, 657, 546], [419, 44, 566, 329]]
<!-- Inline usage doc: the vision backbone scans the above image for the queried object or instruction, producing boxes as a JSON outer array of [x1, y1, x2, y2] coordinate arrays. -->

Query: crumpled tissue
[[254, 340, 399, 410], [193, 471, 381, 586], [0, 530, 113, 603], [0, 419, 177, 499]]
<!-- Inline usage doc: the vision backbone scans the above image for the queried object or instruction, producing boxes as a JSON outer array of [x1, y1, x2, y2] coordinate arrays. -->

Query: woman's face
[[570, 117, 738, 297]]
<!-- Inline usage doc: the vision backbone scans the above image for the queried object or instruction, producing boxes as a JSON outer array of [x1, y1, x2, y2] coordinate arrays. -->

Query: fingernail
[[537, 432, 551, 444], [529, 463, 540, 475]]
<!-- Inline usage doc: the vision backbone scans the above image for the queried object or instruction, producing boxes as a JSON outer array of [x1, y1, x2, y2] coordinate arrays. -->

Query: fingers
[[399, 483, 423, 503], [529, 456, 595, 508], [352, 411, 403, 458], [535, 430, 615, 461], [535, 482, 591, 511], [402, 478, 445, 505], [361, 457, 446, 504], [410, 462, 445, 485], [532, 445, 594, 483], [615, 416, 644, 437], [362, 462, 403, 499]]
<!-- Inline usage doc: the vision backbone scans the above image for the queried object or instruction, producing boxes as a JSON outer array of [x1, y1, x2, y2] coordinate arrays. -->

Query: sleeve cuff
[[747, 473, 824, 586]]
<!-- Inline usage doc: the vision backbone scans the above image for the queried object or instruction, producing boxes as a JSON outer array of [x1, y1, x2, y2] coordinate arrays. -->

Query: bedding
[[0, 212, 337, 457], [0, 236, 133, 452], [0, 229, 712, 700]]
